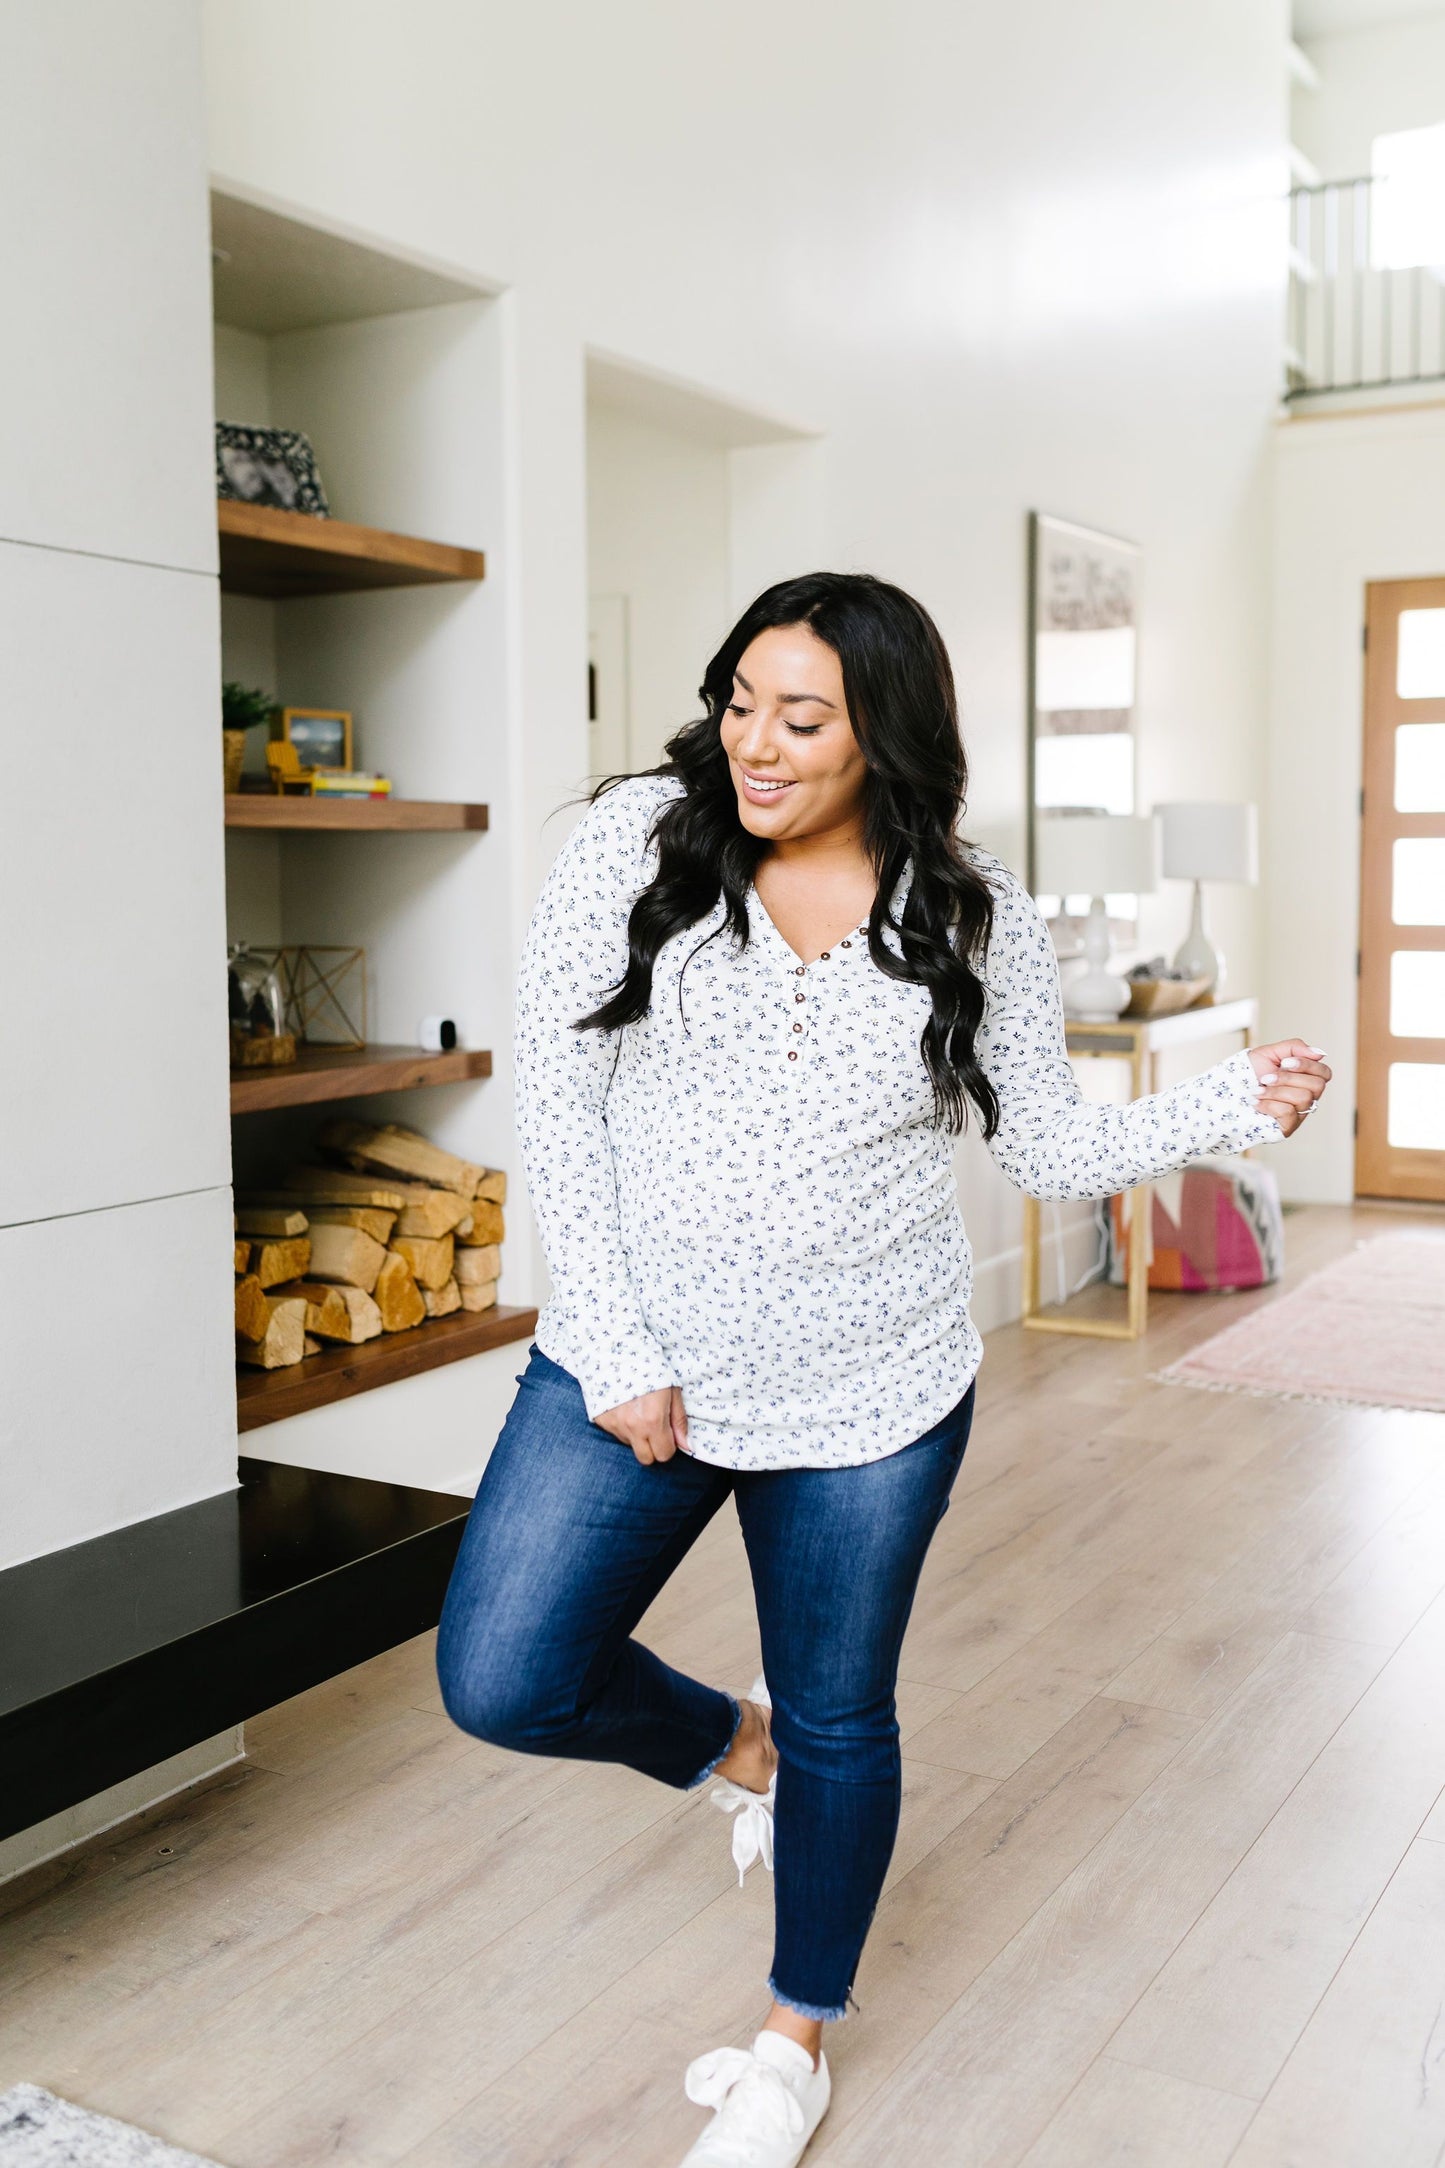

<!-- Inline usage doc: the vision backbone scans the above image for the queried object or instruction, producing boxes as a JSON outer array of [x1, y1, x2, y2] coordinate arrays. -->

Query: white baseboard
[[0, 1729, 245, 1888], [971, 1204, 1107, 1335]]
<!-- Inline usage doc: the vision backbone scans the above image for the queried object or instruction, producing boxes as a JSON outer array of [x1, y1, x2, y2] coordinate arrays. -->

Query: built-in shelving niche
[[213, 185, 535, 1423]]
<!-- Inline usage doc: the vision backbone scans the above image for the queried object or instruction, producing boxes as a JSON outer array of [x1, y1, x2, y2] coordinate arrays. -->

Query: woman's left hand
[[1248, 1040, 1332, 1136]]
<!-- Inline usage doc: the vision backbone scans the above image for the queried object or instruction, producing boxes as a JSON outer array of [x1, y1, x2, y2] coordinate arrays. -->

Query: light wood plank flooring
[[4, 1200, 1445, 2167]]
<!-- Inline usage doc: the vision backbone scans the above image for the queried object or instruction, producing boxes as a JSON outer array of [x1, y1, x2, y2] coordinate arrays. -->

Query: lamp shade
[[1035, 813, 1159, 897], [1156, 800, 1258, 884]]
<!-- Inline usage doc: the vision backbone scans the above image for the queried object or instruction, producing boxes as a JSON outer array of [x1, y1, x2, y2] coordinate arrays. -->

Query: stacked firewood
[[234, 1116, 506, 1370]]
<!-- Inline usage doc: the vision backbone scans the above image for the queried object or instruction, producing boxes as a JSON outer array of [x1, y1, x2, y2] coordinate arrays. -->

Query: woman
[[435, 572, 1328, 2168]]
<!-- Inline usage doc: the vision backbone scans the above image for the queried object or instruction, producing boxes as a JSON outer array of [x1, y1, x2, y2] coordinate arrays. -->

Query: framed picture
[[215, 423, 331, 517], [272, 708, 353, 771], [1026, 513, 1141, 932]]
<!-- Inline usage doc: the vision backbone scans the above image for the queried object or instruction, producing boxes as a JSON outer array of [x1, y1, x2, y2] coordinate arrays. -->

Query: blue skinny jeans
[[434, 1343, 976, 2021]]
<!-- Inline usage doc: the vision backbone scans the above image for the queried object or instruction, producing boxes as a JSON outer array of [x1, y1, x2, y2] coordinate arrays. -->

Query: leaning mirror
[[1027, 513, 1142, 947]]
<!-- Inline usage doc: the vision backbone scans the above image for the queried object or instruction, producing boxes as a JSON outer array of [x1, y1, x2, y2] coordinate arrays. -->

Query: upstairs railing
[[1287, 175, 1445, 400]]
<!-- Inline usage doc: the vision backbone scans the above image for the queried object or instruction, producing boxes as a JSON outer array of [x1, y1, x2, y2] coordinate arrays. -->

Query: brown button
[[841, 938, 852, 948], [794, 966, 805, 977], [792, 1022, 803, 1033], [820, 950, 830, 960], [795, 992, 805, 1003], [787, 1049, 798, 1060]]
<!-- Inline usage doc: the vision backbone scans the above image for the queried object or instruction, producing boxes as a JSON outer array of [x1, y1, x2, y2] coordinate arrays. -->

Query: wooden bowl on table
[[1123, 974, 1213, 1018]]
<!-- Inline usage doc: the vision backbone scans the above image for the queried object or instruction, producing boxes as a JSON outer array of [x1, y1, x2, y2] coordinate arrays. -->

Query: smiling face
[[718, 623, 870, 844]]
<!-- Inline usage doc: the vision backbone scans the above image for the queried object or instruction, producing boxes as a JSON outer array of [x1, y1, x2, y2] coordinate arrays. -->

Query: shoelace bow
[[709, 1772, 776, 1884], [684, 2046, 806, 2144]]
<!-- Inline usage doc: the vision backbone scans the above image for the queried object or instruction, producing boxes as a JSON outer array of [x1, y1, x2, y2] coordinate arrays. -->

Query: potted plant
[[222, 681, 275, 794]]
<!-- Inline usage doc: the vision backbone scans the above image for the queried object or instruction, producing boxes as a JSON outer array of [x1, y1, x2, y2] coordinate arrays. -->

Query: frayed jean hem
[[683, 1691, 742, 1792], [768, 1975, 851, 2023]]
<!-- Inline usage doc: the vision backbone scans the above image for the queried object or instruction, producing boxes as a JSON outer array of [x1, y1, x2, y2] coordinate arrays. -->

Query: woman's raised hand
[[1248, 1039, 1332, 1136], [594, 1384, 691, 1464]]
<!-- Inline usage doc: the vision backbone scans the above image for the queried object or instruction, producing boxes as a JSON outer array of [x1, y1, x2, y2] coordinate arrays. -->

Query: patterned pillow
[[1104, 1155, 1283, 1291]]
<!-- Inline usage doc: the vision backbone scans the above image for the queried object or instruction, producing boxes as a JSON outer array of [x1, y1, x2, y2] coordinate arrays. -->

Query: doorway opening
[[584, 351, 819, 780]]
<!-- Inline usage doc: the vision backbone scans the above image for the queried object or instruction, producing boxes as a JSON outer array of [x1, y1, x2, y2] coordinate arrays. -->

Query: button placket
[[787, 960, 809, 1063], [771, 911, 868, 1068]]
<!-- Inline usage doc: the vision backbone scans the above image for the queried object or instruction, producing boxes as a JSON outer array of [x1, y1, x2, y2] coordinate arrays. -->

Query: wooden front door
[[1357, 580, 1445, 1201]]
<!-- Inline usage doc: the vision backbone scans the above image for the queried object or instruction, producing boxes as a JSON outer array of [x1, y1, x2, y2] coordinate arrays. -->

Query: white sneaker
[[710, 1674, 776, 1884], [678, 2028, 831, 2166]]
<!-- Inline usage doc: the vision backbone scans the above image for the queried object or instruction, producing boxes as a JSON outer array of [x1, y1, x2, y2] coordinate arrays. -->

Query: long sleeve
[[973, 853, 1285, 1201], [513, 777, 681, 1421]]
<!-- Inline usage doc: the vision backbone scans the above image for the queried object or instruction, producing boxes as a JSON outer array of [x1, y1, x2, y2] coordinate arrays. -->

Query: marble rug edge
[[0, 2083, 226, 2168]]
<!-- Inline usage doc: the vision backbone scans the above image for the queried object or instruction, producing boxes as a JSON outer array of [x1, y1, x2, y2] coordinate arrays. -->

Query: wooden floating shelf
[[218, 499, 486, 599], [225, 794, 488, 832], [236, 1303, 539, 1432], [231, 1043, 492, 1115]]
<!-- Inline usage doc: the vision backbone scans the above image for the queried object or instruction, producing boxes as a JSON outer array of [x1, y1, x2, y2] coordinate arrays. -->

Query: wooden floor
[[4, 1200, 1445, 2167]]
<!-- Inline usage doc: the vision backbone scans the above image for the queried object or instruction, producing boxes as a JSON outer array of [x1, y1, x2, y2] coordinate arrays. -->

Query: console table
[[1020, 996, 1260, 1341]]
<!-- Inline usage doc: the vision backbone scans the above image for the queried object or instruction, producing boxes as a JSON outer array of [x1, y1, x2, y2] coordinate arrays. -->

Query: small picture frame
[[215, 423, 330, 517], [272, 707, 353, 771]]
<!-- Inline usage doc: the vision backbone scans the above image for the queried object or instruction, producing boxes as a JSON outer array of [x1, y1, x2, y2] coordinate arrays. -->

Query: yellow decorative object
[[266, 740, 320, 795]]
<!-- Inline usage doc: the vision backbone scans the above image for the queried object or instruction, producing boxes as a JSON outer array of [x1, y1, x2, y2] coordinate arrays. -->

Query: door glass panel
[[1395, 723, 1445, 810], [1393, 838, 1445, 924], [1396, 608, 1445, 698], [1390, 952, 1445, 1037], [1387, 1062, 1445, 1149]]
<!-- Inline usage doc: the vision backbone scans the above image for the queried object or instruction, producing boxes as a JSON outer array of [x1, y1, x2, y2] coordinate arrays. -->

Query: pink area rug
[[1151, 1230, 1445, 1415]]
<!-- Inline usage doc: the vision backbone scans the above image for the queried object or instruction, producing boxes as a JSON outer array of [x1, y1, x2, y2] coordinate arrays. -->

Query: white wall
[[1294, 13, 1445, 181], [0, 0, 236, 1571], [204, 0, 1294, 1322], [1268, 403, 1445, 1203]]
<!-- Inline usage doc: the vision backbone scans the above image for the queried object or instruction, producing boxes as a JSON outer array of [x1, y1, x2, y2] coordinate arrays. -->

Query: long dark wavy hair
[[576, 571, 1002, 1139]]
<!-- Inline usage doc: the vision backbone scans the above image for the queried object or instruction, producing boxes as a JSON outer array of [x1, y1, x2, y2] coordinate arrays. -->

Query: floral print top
[[514, 775, 1283, 1469]]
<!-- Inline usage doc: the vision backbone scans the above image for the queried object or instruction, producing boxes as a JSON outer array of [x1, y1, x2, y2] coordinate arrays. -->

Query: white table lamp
[[1155, 801, 1258, 995], [1035, 813, 1160, 1020]]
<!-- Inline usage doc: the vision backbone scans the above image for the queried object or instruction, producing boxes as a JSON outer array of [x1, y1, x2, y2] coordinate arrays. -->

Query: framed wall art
[[272, 707, 353, 771], [215, 422, 331, 517]]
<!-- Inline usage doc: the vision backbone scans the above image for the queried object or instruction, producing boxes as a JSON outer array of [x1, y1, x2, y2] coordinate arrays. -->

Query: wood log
[[385, 1132, 507, 1204], [392, 1185, 472, 1239], [423, 1277, 461, 1319], [234, 1205, 309, 1239], [288, 1279, 384, 1344], [383, 1127, 507, 1206], [455, 1201, 504, 1246], [305, 1222, 386, 1293], [236, 1293, 307, 1368], [274, 1167, 406, 1209], [373, 1250, 426, 1332], [453, 1243, 501, 1286], [241, 1192, 394, 1242], [234, 1238, 250, 1275], [250, 1236, 312, 1289], [292, 1202, 397, 1245], [456, 1276, 499, 1313], [319, 1117, 481, 1200], [234, 1273, 270, 1342], [303, 1334, 322, 1357], [388, 1234, 454, 1292]]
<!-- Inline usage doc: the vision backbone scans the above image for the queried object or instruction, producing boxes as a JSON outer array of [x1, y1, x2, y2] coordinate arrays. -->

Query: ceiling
[[1294, 0, 1445, 38]]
